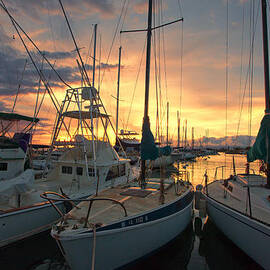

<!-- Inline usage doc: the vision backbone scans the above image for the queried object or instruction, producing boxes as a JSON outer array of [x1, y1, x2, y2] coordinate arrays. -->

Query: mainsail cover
[[140, 117, 172, 160], [141, 117, 159, 160], [247, 114, 270, 163]]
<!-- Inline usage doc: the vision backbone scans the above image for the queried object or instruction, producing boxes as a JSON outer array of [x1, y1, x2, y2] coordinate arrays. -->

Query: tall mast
[[166, 102, 169, 145], [92, 24, 97, 87], [185, 119, 187, 148], [177, 111, 180, 148], [141, 0, 153, 184], [192, 127, 194, 149], [116, 46, 122, 142], [143, 0, 153, 119], [261, 0, 270, 187]]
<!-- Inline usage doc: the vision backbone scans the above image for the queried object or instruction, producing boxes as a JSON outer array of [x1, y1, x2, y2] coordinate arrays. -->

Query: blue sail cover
[[141, 117, 159, 160], [13, 133, 31, 153], [247, 114, 270, 163], [140, 117, 172, 160]]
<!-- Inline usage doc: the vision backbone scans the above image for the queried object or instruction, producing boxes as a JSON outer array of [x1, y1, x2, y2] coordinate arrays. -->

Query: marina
[[0, 0, 270, 269]]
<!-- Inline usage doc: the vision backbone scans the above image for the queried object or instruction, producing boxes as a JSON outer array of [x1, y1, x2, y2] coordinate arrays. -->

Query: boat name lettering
[[121, 215, 149, 227]]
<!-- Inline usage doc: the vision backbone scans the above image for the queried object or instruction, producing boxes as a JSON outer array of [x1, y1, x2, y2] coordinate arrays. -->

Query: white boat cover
[[0, 169, 34, 201]]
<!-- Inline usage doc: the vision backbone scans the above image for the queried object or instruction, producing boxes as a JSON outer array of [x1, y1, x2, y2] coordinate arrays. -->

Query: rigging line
[[100, 0, 127, 85], [157, 0, 165, 142], [35, 59, 58, 119], [157, 0, 162, 108], [159, 3, 167, 132], [177, 0, 184, 119], [98, 34, 101, 93], [125, 37, 147, 130], [236, 1, 260, 138], [58, 0, 91, 86], [248, 0, 255, 146], [46, 0, 57, 52], [12, 59, 27, 113], [156, 2, 163, 139], [248, 0, 252, 142], [120, 0, 130, 33], [85, 26, 94, 74], [0, 1, 72, 90], [153, 1, 160, 141], [238, 3, 245, 120], [0, 1, 61, 113], [225, 0, 229, 151], [180, 22, 184, 118], [177, 0, 184, 18], [160, 0, 168, 104], [33, 57, 44, 118]]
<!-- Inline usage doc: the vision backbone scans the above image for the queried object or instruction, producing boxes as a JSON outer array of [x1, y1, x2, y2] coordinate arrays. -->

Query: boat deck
[[61, 178, 191, 231], [206, 174, 270, 225]]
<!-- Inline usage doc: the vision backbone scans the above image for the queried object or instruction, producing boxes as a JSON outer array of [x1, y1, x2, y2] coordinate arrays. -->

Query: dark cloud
[[3, 0, 115, 23], [0, 23, 83, 97], [0, 48, 82, 96], [0, 101, 9, 111], [41, 50, 73, 60], [85, 62, 119, 71]]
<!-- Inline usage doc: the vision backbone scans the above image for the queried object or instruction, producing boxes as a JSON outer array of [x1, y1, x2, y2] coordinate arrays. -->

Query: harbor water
[[0, 153, 264, 270]]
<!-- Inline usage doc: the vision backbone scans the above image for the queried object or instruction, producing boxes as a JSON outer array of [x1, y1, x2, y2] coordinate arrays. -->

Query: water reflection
[[125, 223, 195, 270], [198, 217, 263, 270], [173, 153, 261, 187], [0, 230, 65, 270]]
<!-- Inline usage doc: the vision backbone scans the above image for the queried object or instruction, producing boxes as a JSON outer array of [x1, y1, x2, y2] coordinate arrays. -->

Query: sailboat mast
[[167, 102, 169, 145], [177, 111, 180, 148], [141, 0, 153, 183], [261, 0, 270, 187], [116, 46, 122, 142], [261, 0, 270, 112], [92, 24, 97, 87], [144, 0, 153, 119]]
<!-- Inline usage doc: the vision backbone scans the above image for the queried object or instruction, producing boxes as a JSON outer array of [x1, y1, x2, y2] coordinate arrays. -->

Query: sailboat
[[46, 1, 193, 269], [201, 1, 270, 269]]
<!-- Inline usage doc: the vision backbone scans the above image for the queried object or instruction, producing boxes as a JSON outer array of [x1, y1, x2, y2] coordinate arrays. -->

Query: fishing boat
[[0, 5, 134, 246], [46, 1, 193, 269], [201, 1, 270, 269], [0, 87, 134, 248]]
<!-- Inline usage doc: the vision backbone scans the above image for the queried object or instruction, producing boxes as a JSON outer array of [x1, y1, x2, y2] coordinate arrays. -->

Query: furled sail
[[247, 114, 270, 163], [141, 116, 159, 160], [140, 117, 172, 160]]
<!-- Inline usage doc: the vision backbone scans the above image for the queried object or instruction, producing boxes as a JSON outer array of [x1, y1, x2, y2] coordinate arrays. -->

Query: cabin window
[[88, 167, 96, 177], [76, 167, 83, 176], [119, 164, 126, 176], [62, 166, 72, 174], [0, 163, 8, 171]]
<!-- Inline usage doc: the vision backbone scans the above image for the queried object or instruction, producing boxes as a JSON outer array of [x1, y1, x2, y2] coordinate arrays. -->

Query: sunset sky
[[0, 0, 267, 145]]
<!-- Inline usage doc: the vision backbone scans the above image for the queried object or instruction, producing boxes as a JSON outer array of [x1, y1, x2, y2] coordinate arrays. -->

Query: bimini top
[[62, 110, 110, 119], [0, 112, 39, 123]]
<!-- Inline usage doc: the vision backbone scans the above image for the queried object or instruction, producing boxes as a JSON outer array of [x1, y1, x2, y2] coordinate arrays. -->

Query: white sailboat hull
[[204, 194, 270, 269], [150, 155, 174, 169], [0, 201, 66, 247], [54, 194, 193, 270]]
